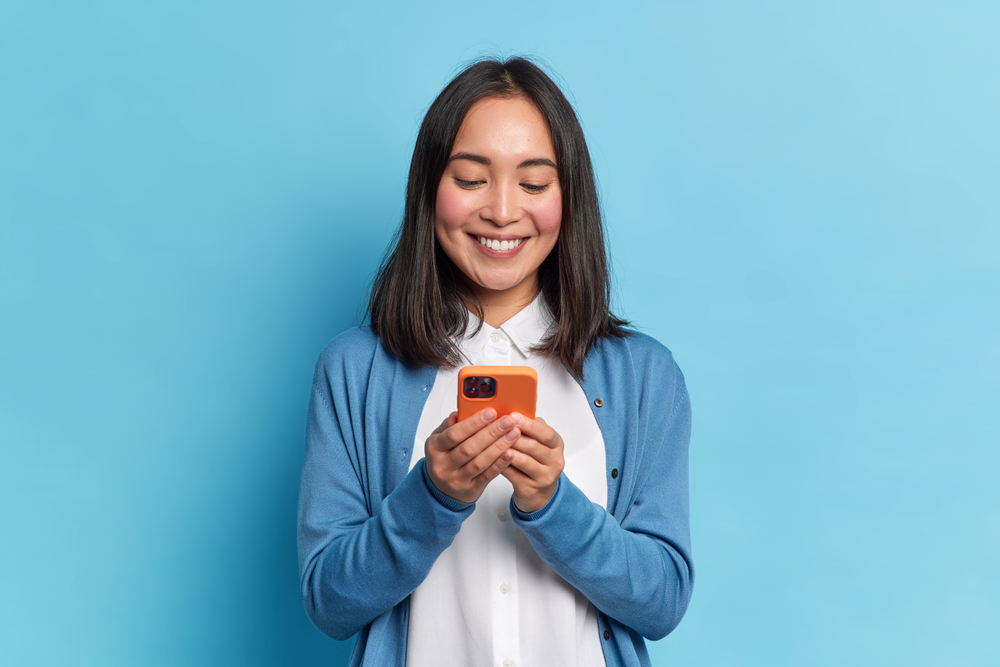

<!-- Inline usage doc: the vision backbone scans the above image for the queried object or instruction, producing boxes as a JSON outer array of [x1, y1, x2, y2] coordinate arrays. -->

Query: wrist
[[511, 476, 561, 519], [513, 491, 551, 514]]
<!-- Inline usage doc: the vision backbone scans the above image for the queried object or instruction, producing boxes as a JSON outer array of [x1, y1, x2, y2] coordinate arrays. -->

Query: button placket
[[485, 479, 519, 667]]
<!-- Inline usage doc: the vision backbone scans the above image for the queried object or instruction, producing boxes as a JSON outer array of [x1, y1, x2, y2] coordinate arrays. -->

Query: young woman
[[298, 58, 693, 667]]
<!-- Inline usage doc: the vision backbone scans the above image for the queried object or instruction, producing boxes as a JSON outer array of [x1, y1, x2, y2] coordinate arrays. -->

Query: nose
[[481, 181, 521, 226]]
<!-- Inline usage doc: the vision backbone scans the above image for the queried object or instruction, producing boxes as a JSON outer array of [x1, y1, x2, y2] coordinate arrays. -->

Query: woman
[[298, 57, 693, 667]]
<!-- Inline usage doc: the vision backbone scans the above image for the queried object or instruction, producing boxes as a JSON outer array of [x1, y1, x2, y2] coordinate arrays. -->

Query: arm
[[297, 343, 473, 640], [511, 367, 693, 640]]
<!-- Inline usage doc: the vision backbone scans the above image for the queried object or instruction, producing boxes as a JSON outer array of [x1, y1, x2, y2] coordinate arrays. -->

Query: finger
[[471, 443, 515, 487], [500, 464, 530, 485], [508, 436, 558, 465], [504, 448, 548, 480], [460, 433, 515, 480], [429, 408, 497, 453], [449, 414, 520, 467], [510, 413, 559, 447]]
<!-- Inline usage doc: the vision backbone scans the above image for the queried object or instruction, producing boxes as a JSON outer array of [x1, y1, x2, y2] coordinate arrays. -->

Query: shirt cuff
[[422, 458, 476, 512], [510, 474, 563, 522]]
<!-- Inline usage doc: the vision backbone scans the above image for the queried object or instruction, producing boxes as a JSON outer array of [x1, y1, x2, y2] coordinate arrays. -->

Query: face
[[435, 95, 562, 306]]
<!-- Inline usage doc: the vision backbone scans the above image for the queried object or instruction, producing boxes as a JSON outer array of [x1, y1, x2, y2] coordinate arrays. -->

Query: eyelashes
[[453, 178, 551, 193]]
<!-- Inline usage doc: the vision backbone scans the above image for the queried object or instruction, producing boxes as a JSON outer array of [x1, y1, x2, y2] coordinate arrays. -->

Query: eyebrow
[[448, 153, 557, 169]]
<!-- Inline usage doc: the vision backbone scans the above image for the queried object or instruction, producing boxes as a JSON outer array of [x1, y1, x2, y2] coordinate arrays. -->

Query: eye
[[521, 183, 549, 193], [454, 178, 484, 188]]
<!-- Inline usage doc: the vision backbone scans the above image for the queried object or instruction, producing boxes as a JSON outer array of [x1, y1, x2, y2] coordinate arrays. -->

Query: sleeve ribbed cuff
[[421, 458, 476, 512]]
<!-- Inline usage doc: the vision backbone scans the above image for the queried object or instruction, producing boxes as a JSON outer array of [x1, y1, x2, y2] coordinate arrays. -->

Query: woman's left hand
[[501, 414, 565, 514]]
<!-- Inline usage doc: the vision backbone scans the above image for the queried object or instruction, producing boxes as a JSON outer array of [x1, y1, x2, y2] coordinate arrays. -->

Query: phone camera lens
[[464, 375, 496, 399], [463, 377, 481, 398], [479, 378, 496, 398]]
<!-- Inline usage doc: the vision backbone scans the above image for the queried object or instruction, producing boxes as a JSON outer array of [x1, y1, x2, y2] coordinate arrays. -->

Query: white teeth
[[478, 236, 524, 250]]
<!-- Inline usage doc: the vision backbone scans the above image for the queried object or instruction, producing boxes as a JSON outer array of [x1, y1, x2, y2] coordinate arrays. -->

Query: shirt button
[[499, 582, 510, 594], [503, 660, 513, 667], [604, 629, 611, 640], [497, 509, 508, 521], [490, 332, 502, 343]]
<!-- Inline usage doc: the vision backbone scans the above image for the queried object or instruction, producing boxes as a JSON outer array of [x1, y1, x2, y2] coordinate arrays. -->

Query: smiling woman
[[435, 96, 563, 324], [297, 57, 694, 667]]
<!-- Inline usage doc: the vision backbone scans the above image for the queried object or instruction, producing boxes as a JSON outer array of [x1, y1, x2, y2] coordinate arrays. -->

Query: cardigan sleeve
[[297, 334, 473, 641], [511, 342, 693, 640]]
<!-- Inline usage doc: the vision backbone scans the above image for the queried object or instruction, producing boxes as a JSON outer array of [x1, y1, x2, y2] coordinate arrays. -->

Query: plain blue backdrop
[[2, 1, 998, 665]]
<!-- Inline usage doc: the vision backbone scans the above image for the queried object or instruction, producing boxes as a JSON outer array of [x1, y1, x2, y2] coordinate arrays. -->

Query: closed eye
[[455, 178, 484, 188], [522, 183, 549, 193]]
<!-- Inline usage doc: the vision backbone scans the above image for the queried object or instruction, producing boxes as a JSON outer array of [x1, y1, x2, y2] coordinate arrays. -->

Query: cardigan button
[[594, 398, 604, 407], [611, 468, 619, 479], [604, 629, 611, 640]]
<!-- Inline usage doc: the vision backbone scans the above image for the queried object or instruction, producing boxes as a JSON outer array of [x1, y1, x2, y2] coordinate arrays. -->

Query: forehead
[[451, 96, 556, 160]]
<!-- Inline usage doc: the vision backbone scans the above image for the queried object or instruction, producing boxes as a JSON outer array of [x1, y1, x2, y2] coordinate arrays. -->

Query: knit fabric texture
[[298, 326, 693, 667]]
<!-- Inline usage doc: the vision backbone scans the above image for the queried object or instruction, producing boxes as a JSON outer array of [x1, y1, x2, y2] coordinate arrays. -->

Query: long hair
[[368, 57, 628, 379]]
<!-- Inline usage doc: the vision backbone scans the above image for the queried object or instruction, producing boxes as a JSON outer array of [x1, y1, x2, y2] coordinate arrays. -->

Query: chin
[[471, 272, 527, 294]]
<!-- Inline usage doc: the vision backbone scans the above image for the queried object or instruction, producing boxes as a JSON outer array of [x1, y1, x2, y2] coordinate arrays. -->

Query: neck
[[467, 276, 539, 328]]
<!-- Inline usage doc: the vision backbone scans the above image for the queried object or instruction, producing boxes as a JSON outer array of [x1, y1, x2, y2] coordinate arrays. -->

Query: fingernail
[[498, 416, 514, 429], [502, 450, 514, 462], [482, 408, 497, 422], [505, 428, 519, 442], [511, 412, 524, 425]]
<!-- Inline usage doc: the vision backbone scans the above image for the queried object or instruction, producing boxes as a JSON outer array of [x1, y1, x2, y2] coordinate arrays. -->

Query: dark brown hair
[[368, 57, 628, 378]]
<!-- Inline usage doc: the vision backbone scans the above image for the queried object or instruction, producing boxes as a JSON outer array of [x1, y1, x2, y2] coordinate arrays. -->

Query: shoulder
[[316, 326, 380, 369], [592, 330, 684, 383], [314, 326, 437, 393], [312, 326, 384, 394]]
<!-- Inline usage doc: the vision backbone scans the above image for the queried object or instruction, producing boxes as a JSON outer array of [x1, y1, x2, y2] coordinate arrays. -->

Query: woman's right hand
[[424, 408, 520, 504]]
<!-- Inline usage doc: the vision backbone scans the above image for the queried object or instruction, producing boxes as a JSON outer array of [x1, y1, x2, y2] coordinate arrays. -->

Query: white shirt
[[406, 298, 608, 667]]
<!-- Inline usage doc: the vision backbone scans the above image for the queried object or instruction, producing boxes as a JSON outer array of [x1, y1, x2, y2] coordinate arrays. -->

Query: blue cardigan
[[298, 326, 693, 667]]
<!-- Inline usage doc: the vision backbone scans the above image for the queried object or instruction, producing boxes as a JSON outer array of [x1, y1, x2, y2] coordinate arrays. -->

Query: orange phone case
[[457, 365, 537, 421]]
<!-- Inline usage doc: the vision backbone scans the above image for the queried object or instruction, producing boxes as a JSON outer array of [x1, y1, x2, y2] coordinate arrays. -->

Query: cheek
[[532, 195, 562, 239], [435, 183, 473, 233]]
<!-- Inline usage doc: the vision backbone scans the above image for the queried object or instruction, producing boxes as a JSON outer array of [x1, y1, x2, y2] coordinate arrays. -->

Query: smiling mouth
[[474, 235, 526, 251]]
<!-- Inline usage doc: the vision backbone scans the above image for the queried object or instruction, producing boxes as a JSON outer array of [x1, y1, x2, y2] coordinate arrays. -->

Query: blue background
[[2, 1, 997, 665]]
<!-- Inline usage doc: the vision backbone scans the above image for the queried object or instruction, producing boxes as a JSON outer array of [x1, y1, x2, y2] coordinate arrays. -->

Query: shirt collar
[[463, 294, 554, 359]]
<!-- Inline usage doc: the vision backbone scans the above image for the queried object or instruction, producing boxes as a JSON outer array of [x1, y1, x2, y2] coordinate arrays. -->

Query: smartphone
[[457, 365, 537, 422]]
